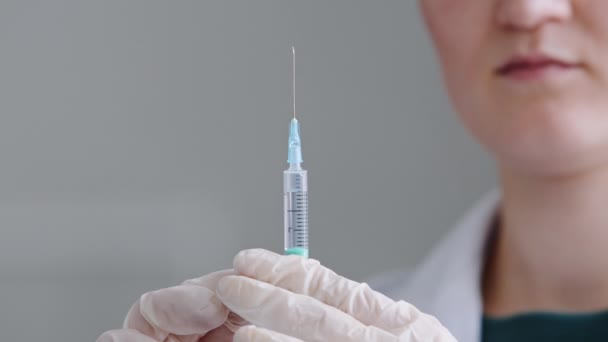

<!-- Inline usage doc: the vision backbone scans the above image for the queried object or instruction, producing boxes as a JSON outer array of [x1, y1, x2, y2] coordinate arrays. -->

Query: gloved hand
[[219, 249, 456, 342], [97, 270, 248, 342]]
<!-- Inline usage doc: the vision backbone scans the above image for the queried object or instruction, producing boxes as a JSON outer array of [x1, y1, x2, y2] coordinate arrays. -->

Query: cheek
[[580, 1, 608, 83], [423, 2, 477, 68], [421, 0, 495, 121], [421, 2, 498, 165]]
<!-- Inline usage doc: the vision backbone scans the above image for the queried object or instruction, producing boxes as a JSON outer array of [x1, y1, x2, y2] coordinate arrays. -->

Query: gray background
[[0, 1, 495, 340]]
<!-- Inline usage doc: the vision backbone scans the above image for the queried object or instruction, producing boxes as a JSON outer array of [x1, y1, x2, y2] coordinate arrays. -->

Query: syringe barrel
[[283, 168, 308, 258]]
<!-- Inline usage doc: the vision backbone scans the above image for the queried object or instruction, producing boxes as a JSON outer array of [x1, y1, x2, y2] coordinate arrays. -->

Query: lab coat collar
[[398, 190, 501, 342]]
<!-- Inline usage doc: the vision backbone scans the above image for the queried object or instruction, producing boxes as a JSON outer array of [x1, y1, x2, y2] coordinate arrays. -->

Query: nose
[[497, 0, 573, 31]]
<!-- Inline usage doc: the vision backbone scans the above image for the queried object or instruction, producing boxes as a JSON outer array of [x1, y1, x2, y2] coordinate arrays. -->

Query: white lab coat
[[371, 190, 501, 342]]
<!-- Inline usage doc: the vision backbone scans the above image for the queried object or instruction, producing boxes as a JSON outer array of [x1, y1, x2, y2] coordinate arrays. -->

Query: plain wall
[[0, 1, 495, 340]]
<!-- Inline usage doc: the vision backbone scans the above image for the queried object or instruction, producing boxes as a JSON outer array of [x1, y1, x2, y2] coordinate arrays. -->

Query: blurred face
[[420, 0, 608, 176]]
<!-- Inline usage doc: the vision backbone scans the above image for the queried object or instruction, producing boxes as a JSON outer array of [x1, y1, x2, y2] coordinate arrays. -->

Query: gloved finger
[[96, 329, 158, 342], [233, 249, 422, 333], [217, 275, 396, 342], [166, 334, 197, 342], [123, 270, 234, 340], [184, 270, 249, 333], [138, 284, 229, 336], [234, 326, 305, 342], [182, 269, 234, 288], [223, 311, 250, 333], [123, 300, 167, 341], [199, 324, 236, 342]]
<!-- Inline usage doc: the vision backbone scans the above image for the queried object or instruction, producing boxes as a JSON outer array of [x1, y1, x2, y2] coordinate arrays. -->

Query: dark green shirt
[[482, 311, 608, 342]]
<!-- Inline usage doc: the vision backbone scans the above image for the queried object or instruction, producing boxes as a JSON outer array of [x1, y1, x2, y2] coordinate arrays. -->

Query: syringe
[[284, 46, 309, 258]]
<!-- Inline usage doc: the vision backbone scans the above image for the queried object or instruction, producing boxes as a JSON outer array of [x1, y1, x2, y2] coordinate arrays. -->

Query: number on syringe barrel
[[285, 191, 308, 248], [294, 192, 308, 246]]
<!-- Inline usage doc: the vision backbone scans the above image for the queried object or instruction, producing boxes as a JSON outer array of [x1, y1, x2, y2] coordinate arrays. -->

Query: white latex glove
[[218, 249, 456, 342], [97, 270, 248, 342]]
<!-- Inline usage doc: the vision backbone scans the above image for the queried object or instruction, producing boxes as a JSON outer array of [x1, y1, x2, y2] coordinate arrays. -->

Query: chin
[[493, 123, 608, 178], [479, 105, 608, 178], [500, 145, 604, 178]]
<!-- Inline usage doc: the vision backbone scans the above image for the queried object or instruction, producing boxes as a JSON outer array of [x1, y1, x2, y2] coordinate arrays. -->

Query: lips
[[496, 55, 580, 78]]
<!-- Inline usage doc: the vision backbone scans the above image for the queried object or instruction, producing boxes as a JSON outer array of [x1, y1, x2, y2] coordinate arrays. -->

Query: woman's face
[[420, 0, 608, 176]]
